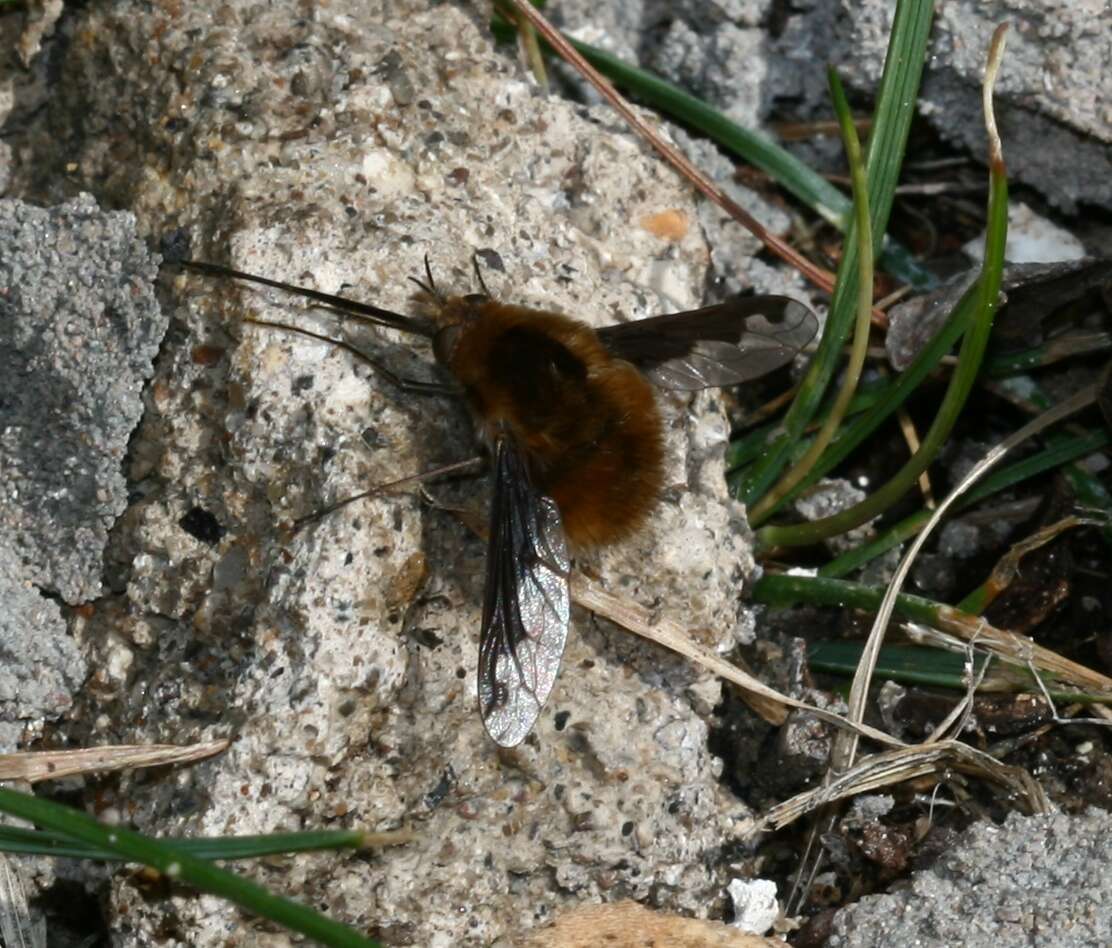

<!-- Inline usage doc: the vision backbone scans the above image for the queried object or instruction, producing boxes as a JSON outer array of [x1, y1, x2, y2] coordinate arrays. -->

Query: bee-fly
[[180, 257, 817, 746]]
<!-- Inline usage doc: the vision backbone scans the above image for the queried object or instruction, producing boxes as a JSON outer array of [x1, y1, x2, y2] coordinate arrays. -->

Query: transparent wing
[[597, 295, 818, 391], [477, 438, 571, 747]]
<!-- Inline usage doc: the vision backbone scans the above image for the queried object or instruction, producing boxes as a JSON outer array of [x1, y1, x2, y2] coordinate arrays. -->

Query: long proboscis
[[177, 260, 436, 338]]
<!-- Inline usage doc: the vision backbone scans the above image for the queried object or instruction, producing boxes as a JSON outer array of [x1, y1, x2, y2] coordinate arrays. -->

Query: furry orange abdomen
[[437, 299, 664, 549]]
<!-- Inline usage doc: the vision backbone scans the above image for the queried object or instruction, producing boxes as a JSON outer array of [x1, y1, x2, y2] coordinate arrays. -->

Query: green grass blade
[[749, 68, 875, 523], [809, 642, 990, 689], [995, 376, 1112, 545], [752, 572, 941, 625], [727, 378, 891, 478], [756, 132, 1010, 550], [0, 825, 374, 862], [571, 42, 846, 228], [0, 789, 382, 948], [745, 287, 971, 516], [739, 0, 936, 504], [986, 333, 1112, 377], [808, 641, 1110, 704]]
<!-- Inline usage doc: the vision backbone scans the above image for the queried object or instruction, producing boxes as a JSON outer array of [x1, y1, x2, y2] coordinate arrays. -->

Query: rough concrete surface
[[0, 195, 165, 604], [0, 192, 161, 939], [0, 193, 163, 755], [2, 2, 1107, 946], [870, 0, 1112, 213], [552, 2, 812, 303], [0, 546, 85, 753], [873, 5, 1104, 215], [827, 809, 1112, 948], [0, 2, 783, 944]]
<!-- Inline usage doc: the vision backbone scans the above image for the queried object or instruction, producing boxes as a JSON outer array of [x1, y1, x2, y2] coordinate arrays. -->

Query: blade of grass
[[570, 573, 906, 747], [986, 332, 1112, 377], [730, 301, 972, 508], [992, 376, 1112, 545], [739, 0, 936, 505], [726, 379, 887, 475], [0, 788, 382, 948], [754, 571, 940, 624], [752, 571, 1112, 698], [810, 641, 1111, 703], [957, 513, 1103, 615], [507, 3, 547, 86], [0, 854, 41, 948], [808, 642, 992, 690], [0, 740, 229, 784], [762, 741, 1049, 832], [772, 301, 970, 504], [754, 154, 1007, 549], [828, 23, 1015, 774], [749, 69, 874, 522], [0, 825, 407, 862]]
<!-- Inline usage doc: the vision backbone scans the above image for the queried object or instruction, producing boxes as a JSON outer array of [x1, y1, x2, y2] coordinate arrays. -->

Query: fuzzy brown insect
[[182, 257, 817, 746]]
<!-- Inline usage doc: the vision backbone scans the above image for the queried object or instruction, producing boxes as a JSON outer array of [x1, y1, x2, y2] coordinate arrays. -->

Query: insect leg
[[292, 456, 485, 532], [243, 317, 457, 396], [417, 485, 488, 539], [471, 253, 493, 299]]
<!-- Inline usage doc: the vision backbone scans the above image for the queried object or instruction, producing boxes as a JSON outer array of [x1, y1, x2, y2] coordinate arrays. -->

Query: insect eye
[[462, 292, 489, 305], [433, 324, 462, 366]]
